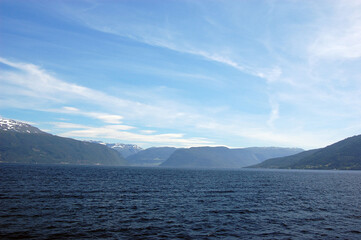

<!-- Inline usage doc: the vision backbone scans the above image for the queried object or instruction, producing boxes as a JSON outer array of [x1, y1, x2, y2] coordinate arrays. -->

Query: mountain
[[126, 147, 177, 166], [105, 143, 143, 158], [248, 149, 319, 169], [89, 141, 143, 158], [0, 118, 127, 166], [249, 134, 361, 170], [0, 118, 44, 133], [160, 146, 303, 168]]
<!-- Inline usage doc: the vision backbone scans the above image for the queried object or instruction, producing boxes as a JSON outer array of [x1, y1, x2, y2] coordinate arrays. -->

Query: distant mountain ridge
[[249, 134, 361, 170], [0, 118, 127, 166], [89, 141, 143, 158], [126, 147, 177, 166], [5, 118, 361, 170], [160, 146, 303, 168]]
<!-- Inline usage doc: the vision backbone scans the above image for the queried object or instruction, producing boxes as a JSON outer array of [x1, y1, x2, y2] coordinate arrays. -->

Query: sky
[[1, 0, 361, 149]]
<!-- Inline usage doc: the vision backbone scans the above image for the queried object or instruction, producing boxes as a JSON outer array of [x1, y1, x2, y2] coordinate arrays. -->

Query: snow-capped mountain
[[0, 118, 44, 134], [107, 143, 143, 150], [106, 143, 143, 158], [0, 118, 127, 166], [88, 141, 143, 158]]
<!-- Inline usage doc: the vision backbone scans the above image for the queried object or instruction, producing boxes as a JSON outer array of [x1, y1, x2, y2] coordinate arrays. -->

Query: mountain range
[[2, 117, 361, 170], [160, 146, 303, 168], [0, 118, 301, 168]]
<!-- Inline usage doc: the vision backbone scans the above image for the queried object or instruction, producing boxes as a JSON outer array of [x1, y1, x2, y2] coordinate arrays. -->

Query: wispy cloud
[[308, 1, 361, 61], [58, 124, 213, 147], [67, 4, 281, 85], [50, 122, 90, 129], [51, 106, 124, 124], [0, 57, 127, 106], [140, 130, 156, 134], [48, 120, 212, 147], [267, 100, 279, 128], [115, 28, 282, 84]]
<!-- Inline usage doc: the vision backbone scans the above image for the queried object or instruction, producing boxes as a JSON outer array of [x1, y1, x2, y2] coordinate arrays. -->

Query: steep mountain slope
[[249, 149, 320, 169], [126, 147, 176, 166], [0, 118, 127, 166], [160, 146, 303, 168], [244, 147, 304, 162], [249, 134, 361, 170]]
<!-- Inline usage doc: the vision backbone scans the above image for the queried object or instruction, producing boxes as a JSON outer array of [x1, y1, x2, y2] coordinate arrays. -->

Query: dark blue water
[[1, 164, 361, 239]]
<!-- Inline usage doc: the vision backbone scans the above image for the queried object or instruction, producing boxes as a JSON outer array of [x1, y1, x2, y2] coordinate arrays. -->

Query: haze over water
[[1, 164, 361, 239]]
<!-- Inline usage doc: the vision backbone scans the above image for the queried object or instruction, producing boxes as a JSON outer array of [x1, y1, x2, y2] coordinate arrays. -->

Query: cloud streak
[[57, 123, 213, 147], [52, 106, 125, 124]]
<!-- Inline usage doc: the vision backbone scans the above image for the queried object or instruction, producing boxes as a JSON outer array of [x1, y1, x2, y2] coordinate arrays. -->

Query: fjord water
[[1, 164, 361, 239]]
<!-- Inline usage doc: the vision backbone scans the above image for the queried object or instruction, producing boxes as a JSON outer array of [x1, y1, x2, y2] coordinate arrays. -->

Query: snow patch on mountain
[[0, 118, 44, 134], [87, 140, 143, 158], [107, 143, 143, 150], [106, 143, 143, 158]]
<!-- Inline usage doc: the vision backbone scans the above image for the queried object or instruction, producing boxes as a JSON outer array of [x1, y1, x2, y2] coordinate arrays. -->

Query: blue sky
[[1, 0, 361, 149]]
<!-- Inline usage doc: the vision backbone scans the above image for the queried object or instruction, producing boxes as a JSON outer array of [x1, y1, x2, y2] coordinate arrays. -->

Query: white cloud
[[59, 125, 213, 147], [51, 122, 90, 129], [104, 124, 135, 131], [62, 106, 79, 112], [96, 115, 124, 124], [140, 130, 156, 134], [49, 121, 209, 147], [267, 100, 279, 128], [48, 107, 124, 124], [0, 57, 126, 105], [51, 121, 134, 131]]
